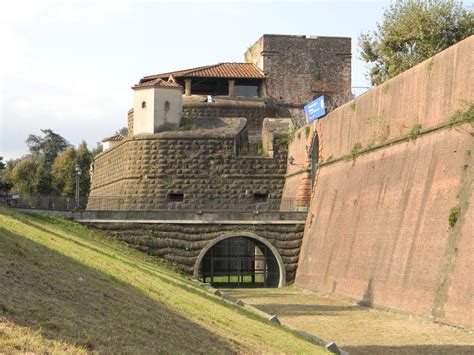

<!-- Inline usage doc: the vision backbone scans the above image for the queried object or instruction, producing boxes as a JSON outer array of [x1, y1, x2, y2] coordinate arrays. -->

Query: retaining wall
[[285, 36, 473, 328], [83, 222, 306, 284]]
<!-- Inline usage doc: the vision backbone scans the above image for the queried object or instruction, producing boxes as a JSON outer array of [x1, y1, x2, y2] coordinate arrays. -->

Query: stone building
[[245, 34, 352, 118], [128, 34, 352, 140], [88, 33, 351, 211]]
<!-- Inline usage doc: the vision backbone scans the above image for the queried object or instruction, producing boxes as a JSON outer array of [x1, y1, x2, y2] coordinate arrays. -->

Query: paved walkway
[[224, 287, 474, 354]]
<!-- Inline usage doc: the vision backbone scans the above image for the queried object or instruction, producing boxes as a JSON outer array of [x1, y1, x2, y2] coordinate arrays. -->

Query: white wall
[[154, 87, 182, 132], [133, 87, 155, 134], [133, 86, 182, 135]]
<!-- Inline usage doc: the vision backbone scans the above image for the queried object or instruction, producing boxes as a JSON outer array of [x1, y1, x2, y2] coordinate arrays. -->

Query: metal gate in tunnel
[[198, 236, 280, 288]]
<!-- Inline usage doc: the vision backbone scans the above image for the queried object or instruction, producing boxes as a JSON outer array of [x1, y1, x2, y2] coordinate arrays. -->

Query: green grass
[[0, 207, 326, 354]]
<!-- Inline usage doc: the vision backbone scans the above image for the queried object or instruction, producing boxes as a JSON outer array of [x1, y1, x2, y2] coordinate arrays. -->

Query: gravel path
[[224, 287, 474, 354]]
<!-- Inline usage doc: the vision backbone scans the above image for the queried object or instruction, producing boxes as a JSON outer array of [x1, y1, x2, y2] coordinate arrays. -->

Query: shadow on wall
[[357, 278, 374, 307], [0, 227, 234, 353]]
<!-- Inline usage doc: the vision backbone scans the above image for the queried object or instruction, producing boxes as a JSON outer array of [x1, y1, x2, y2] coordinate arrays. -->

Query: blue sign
[[304, 96, 326, 123]]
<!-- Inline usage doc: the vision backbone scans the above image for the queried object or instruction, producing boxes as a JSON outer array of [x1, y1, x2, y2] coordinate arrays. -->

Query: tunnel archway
[[194, 232, 286, 288]]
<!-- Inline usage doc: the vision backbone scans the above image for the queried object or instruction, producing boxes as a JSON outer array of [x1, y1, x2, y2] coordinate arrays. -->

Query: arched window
[[164, 101, 170, 112], [141, 101, 146, 109]]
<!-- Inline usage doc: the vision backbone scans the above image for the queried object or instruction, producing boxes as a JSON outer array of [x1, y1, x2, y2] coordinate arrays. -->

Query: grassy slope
[[0, 207, 325, 354]]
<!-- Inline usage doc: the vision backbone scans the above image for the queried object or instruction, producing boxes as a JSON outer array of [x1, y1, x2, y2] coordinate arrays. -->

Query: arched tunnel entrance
[[194, 233, 286, 288]]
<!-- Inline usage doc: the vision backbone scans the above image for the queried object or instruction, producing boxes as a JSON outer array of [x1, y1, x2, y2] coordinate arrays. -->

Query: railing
[[86, 196, 306, 212], [3, 195, 87, 211], [2, 195, 308, 213]]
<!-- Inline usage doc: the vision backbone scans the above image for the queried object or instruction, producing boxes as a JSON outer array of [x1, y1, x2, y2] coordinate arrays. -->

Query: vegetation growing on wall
[[287, 126, 299, 143], [177, 117, 196, 130], [367, 116, 390, 145], [449, 105, 474, 126], [344, 142, 364, 162], [409, 123, 423, 141], [448, 206, 461, 228], [350, 101, 356, 111]]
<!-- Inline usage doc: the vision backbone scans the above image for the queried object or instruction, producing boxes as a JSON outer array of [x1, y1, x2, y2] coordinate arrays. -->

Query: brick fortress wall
[[285, 36, 474, 328], [245, 34, 352, 119], [88, 118, 288, 210]]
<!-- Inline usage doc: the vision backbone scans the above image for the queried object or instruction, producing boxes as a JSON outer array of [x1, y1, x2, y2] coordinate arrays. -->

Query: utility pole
[[74, 163, 82, 210]]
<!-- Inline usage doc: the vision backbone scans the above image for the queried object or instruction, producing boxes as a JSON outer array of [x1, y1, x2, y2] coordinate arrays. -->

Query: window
[[164, 101, 170, 111], [253, 193, 268, 202], [235, 85, 259, 98], [168, 193, 184, 202], [141, 101, 146, 109]]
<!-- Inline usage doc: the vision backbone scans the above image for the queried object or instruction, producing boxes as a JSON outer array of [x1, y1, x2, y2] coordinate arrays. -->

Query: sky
[[1, 0, 401, 160]]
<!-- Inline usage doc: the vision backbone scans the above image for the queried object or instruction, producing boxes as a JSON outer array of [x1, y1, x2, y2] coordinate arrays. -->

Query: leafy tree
[[91, 142, 104, 157], [51, 147, 77, 196], [9, 157, 41, 197], [359, 0, 473, 85], [3, 158, 21, 185], [116, 127, 128, 136], [51, 142, 93, 198], [8, 130, 96, 198], [35, 158, 55, 195], [26, 129, 70, 166], [0, 157, 12, 191], [76, 141, 93, 198]]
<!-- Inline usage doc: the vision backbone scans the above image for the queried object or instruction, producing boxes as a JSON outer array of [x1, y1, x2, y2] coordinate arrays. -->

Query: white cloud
[[0, 0, 136, 160]]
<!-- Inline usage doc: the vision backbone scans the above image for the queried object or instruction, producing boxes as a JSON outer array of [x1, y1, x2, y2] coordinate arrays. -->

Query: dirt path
[[224, 287, 474, 354]]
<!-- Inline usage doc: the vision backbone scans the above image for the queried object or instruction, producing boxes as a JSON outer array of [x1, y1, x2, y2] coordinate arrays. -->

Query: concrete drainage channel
[[193, 280, 348, 355]]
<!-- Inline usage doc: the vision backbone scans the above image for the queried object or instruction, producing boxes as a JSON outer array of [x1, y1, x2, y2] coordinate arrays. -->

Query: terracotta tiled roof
[[141, 63, 265, 82], [133, 78, 182, 89], [101, 133, 125, 142]]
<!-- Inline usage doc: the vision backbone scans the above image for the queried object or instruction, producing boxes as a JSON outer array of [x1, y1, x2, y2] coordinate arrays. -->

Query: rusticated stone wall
[[286, 36, 474, 328], [88, 118, 288, 211], [83, 222, 305, 283], [127, 108, 134, 136]]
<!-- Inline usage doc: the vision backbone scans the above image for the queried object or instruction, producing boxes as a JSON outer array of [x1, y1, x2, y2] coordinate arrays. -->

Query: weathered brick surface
[[88, 125, 288, 210], [85, 223, 305, 283], [288, 36, 474, 328], [245, 35, 351, 109], [296, 129, 472, 325], [312, 36, 472, 161]]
